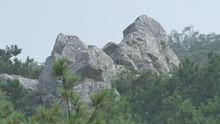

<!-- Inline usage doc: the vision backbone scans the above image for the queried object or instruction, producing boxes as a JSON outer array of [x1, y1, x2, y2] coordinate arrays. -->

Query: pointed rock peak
[[56, 33, 81, 44], [51, 33, 87, 55], [123, 15, 166, 37], [135, 15, 154, 23]]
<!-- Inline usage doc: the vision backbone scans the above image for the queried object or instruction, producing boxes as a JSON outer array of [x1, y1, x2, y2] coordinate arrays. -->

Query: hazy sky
[[0, 0, 219, 62]]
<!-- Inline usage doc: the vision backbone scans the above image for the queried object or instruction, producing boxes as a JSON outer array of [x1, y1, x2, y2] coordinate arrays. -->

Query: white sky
[[0, 0, 219, 62]]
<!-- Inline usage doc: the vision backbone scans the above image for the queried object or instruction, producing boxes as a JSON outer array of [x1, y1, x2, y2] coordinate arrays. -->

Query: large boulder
[[38, 33, 117, 103], [103, 15, 180, 73]]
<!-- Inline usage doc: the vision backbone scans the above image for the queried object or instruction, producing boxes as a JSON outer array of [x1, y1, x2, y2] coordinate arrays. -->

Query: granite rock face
[[103, 15, 180, 73], [38, 33, 117, 103], [38, 15, 180, 104]]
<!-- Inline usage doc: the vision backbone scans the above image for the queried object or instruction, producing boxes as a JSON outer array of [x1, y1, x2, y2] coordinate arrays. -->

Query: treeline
[[1, 53, 220, 123], [1, 52, 220, 124], [113, 53, 220, 123], [169, 26, 220, 66], [0, 45, 42, 79]]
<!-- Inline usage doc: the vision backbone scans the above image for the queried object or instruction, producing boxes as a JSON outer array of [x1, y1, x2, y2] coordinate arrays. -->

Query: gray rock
[[103, 15, 180, 73], [71, 45, 117, 82], [38, 33, 117, 103], [102, 42, 118, 57], [0, 73, 38, 92], [38, 15, 180, 106], [73, 78, 111, 104], [0, 74, 43, 109]]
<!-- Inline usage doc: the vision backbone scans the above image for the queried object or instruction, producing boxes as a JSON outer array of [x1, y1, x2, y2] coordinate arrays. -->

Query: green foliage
[[31, 105, 61, 124], [0, 57, 129, 124], [0, 78, 41, 119], [0, 111, 25, 124], [167, 99, 203, 124], [52, 58, 119, 124], [0, 45, 21, 60], [88, 90, 111, 124], [0, 45, 42, 79], [0, 90, 26, 124], [2, 42, 220, 123], [0, 90, 14, 118], [106, 97, 136, 124], [0, 79, 26, 110], [169, 26, 220, 66], [114, 53, 220, 123], [53, 58, 67, 77]]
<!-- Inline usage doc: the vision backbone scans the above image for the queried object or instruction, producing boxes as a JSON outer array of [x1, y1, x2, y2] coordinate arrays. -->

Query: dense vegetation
[[169, 26, 220, 66], [114, 53, 220, 123], [1, 52, 220, 124], [0, 58, 128, 124], [0, 45, 42, 79], [1, 28, 220, 123]]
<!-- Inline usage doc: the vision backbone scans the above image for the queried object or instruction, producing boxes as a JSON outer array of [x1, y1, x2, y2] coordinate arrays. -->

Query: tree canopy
[[0, 45, 42, 79]]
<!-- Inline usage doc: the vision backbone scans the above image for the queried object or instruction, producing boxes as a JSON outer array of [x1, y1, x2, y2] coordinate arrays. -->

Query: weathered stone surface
[[70, 45, 117, 82], [38, 33, 117, 103], [0, 73, 38, 92], [102, 42, 118, 57], [73, 78, 111, 104], [103, 15, 180, 73], [38, 15, 180, 105], [0, 74, 43, 109]]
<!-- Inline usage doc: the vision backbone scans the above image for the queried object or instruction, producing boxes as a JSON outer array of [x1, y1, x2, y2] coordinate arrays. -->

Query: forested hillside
[[169, 26, 220, 66], [1, 27, 220, 123], [114, 53, 220, 123]]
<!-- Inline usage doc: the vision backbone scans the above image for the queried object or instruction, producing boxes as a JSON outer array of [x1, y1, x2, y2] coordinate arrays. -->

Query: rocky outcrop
[[103, 15, 180, 74], [0, 73, 38, 92], [38, 34, 117, 104], [38, 15, 180, 105], [0, 74, 42, 109]]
